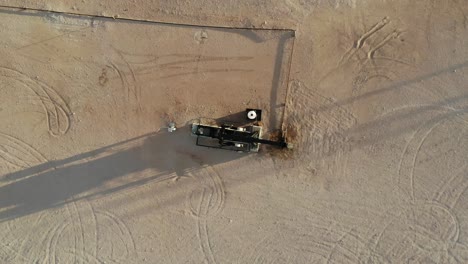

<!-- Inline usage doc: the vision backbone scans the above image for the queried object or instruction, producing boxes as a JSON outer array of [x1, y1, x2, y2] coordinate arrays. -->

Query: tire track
[[240, 224, 379, 263], [194, 189, 217, 264], [430, 115, 468, 210], [31, 215, 69, 264], [397, 106, 468, 202], [111, 50, 254, 82], [28, 203, 136, 264], [369, 202, 460, 262], [63, 200, 80, 264], [188, 166, 226, 264], [351, 65, 398, 95], [0, 240, 32, 263], [49, 219, 70, 264], [62, 199, 86, 264], [28, 200, 135, 263], [154, 68, 253, 80], [0, 216, 42, 264], [62, 248, 105, 264], [89, 203, 99, 260], [189, 166, 226, 218], [0, 133, 47, 178], [65, 200, 101, 264], [0, 66, 71, 137], [113, 50, 252, 69], [108, 62, 130, 98], [407, 117, 445, 201], [435, 166, 468, 209], [373, 102, 467, 261], [95, 210, 136, 262], [112, 49, 139, 106], [53, 199, 93, 264], [108, 49, 255, 111]]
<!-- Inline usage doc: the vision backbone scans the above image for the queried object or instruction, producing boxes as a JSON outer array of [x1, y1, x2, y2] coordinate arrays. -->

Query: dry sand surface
[[0, 1, 468, 263]]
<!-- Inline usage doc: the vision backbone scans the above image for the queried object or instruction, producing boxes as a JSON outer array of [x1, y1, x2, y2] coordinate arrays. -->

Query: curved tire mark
[[95, 210, 136, 262], [0, 133, 47, 175], [187, 166, 226, 264], [397, 106, 468, 202], [0, 67, 71, 137]]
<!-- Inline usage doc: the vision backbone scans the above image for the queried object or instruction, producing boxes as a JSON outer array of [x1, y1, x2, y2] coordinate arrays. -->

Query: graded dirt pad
[[1, 1, 468, 263]]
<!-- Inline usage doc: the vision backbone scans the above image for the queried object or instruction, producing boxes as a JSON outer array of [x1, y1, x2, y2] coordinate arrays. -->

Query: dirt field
[[0, 1, 467, 263]]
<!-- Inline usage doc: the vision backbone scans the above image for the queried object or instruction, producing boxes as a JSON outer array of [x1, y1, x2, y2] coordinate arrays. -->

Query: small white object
[[247, 110, 257, 120], [237, 127, 246, 131], [168, 122, 176, 132], [235, 143, 243, 148]]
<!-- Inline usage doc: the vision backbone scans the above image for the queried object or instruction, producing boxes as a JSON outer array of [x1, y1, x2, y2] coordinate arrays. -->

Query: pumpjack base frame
[[192, 121, 262, 153]]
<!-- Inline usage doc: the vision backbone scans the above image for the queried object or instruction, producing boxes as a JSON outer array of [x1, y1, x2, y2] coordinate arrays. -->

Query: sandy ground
[[0, 1, 468, 263]]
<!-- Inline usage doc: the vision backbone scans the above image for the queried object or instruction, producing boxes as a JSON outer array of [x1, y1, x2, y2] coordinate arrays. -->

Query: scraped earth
[[1, 1, 468, 263]]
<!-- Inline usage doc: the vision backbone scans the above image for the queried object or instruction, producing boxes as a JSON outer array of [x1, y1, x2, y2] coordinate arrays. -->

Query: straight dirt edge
[[0, 4, 297, 32]]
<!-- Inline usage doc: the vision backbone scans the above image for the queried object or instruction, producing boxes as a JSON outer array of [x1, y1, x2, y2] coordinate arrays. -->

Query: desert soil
[[0, 1, 468, 263]]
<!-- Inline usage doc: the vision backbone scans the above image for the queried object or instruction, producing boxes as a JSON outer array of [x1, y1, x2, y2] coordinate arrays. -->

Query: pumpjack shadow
[[0, 110, 292, 221]]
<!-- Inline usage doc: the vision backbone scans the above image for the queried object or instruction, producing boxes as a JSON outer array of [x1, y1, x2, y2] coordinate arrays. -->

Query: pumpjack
[[191, 109, 292, 153]]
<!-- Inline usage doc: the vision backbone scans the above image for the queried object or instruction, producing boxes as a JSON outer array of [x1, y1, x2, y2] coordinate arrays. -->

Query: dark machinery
[[191, 109, 292, 153]]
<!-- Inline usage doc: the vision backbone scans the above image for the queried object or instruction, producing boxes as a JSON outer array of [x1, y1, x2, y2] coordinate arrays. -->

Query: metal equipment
[[191, 109, 291, 153]]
